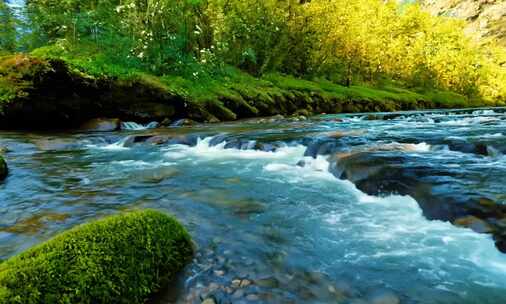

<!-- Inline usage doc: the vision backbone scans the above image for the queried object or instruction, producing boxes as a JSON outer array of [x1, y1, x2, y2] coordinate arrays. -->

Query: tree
[[0, 0, 17, 52]]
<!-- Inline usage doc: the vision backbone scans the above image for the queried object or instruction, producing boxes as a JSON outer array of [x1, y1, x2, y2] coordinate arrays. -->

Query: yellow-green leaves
[[305, 0, 506, 102]]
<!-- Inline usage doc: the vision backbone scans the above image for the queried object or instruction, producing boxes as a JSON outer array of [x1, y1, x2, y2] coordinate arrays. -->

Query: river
[[1, 108, 505, 303]]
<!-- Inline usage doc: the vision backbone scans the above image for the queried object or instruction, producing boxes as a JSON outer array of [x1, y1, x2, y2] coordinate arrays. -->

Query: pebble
[[214, 270, 225, 276], [201, 298, 216, 304], [255, 276, 279, 288], [232, 289, 245, 298], [209, 283, 220, 292], [231, 279, 242, 288], [240, 279, 252, 288], [246, 294, 260, 301], [368, 290, 400, 304]]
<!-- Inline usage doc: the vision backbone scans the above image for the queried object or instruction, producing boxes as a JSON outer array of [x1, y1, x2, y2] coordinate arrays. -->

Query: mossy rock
[[0, 209, 193, 304], [204, 99, 237, 121], [0, 156, 7, 180]]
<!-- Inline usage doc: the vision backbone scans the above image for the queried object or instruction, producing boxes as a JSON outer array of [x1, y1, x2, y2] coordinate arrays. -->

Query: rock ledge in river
[[80, 118, 121, 132]]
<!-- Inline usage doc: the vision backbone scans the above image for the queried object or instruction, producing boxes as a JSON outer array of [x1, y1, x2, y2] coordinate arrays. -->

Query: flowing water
[[1, 108, 506, 303]]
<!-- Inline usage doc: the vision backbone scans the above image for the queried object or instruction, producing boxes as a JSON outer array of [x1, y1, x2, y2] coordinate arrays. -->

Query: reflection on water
[[1, 108, 506, 303]]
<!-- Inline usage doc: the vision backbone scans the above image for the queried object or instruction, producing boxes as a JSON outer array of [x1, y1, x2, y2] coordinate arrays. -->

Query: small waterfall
[[121, 121, 159, 131]]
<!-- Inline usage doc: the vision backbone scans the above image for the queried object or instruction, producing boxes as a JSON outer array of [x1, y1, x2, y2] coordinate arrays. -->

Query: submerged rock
[[171, 119, 196, 127], [304, 138, 343, 158], [0, 155, 7, 180], [80, 118, 121, 132], [443, 140, 489, 156], [145, 135, 173, 145], [454, 216, 494, 234], [33, 138, 81, 151], [367, 289, 400, 304], [202, 298, 216, 304]]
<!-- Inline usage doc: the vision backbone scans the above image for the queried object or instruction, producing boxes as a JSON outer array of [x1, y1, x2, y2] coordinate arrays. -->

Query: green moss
[[30, 42, 141, 79], [0, 54, 52, 106], [0, 49, 493, 126], [421, 89, 468, 107], [0, 209, 193, 304]]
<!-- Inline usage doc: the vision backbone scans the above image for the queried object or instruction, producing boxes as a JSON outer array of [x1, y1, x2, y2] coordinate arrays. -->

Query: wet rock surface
[[329, 151, 506, 252], [80, 118, 121, 132], [0, 155, 7, 180]]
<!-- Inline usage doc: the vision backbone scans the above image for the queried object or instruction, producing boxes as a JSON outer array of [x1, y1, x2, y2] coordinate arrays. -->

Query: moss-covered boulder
[[0, 55, 188, 129], [0, 156, 7, 180], [0, 209, 193, 304]]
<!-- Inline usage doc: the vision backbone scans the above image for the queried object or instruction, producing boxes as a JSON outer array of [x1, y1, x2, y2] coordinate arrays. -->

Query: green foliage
[[2, 0, 506, 107], [0, 209, 193, 304], [0, 1, 17, 53], [206, 0, 293, 75], [0, 54, 53, 106], [307, 1, 483, 92]]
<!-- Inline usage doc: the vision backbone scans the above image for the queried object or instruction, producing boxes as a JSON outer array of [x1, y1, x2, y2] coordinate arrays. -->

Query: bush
[[0, 209, 193, 304], [0, 155, 7, 180]]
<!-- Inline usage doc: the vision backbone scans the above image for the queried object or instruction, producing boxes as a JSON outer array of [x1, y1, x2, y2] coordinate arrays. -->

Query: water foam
[[164, 137, 306, 161], [121, 121, 159, 131], [259, 148, 506, 280], [87, 133, 506, 280], [439, 116, 500, 126], [472, 110, 496, 115], [84, 132, 506, 292], [86, 137, 131, 151], [110, 160, 175, 169]]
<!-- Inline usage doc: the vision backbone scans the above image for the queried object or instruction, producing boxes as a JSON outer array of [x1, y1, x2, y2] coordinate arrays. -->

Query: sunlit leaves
[[15, 0, 506, 103]]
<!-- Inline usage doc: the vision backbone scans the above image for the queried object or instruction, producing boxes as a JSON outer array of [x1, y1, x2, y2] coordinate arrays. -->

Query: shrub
[[0, 209, 193, 304]]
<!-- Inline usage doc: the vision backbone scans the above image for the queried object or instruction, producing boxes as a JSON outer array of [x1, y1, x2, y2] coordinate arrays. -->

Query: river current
[[1, 108, 505, 303]]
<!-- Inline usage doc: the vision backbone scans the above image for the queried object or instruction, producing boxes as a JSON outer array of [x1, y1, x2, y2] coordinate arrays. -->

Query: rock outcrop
[[421, 0, 506, 47]]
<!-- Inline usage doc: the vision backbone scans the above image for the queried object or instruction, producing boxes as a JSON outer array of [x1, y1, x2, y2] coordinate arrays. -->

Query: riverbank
[[1, 53, 499, 130]]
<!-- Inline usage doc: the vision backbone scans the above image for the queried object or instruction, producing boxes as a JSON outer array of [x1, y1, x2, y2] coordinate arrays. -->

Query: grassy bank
[[0, 50, 501, 129], [0, 209, 193, 303]]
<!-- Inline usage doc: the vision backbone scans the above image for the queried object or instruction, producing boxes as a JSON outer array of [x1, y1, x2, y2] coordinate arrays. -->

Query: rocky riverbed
[[1, 108, 506, 303]]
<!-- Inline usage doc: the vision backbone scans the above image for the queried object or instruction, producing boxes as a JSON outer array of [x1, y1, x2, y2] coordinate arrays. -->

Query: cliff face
[[421, 0, 506, 46]]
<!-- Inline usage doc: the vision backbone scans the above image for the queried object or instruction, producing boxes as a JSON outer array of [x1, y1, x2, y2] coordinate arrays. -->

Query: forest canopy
[[2, 0, 506, 102]]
